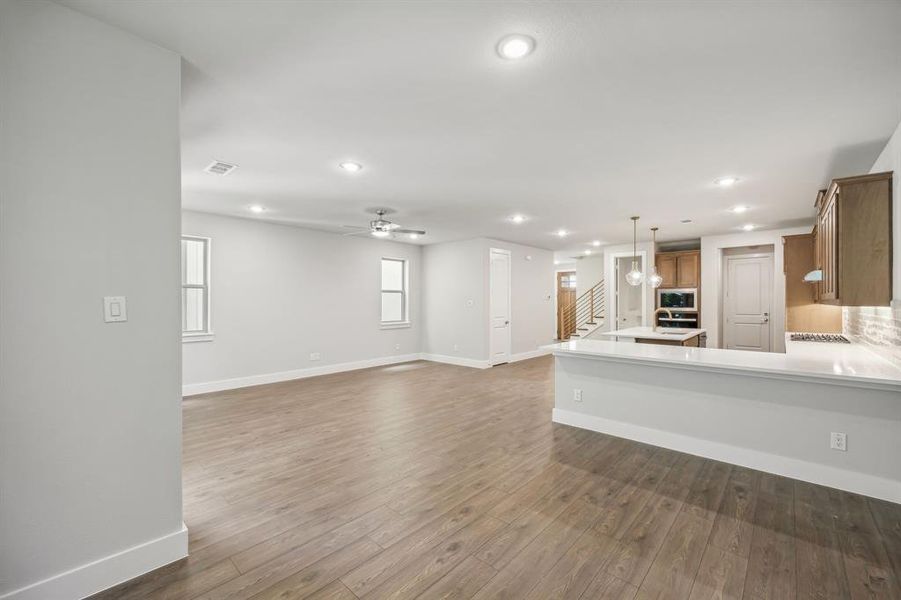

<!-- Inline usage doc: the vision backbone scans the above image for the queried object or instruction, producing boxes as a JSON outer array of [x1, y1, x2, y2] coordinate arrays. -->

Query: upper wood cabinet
[[656, 254, 678, 288], [676, 252, 700, 287], [656, 250, 700, 288], [813, 172, 893, 307]]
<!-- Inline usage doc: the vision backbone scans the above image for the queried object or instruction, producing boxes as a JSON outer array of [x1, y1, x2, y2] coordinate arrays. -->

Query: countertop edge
[[547, 346, 901, 392]]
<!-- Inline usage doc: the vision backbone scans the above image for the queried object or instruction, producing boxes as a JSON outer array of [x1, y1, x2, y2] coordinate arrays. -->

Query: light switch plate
[[103, 296, 127, 323]]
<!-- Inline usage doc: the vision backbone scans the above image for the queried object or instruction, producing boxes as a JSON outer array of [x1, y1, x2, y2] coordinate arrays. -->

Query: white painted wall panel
[[181, 211, 423, 387], [0, 2, 183, 596]]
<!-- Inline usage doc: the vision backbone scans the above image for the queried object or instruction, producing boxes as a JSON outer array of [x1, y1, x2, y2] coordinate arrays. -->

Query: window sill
[[380, 322, 412, 330], [183, 333, 215, 343]]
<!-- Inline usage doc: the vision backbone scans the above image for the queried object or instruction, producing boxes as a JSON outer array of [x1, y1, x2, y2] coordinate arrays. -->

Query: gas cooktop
[[789, 333, 850, 343]]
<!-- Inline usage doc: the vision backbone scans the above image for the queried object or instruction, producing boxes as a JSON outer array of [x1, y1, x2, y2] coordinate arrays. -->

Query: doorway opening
[[721, 246, 774, 351], [610, 251, 647, 331]]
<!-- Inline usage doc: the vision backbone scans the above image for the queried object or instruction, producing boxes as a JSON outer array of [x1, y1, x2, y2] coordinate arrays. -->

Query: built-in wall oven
[[657, 288, 698, 311]]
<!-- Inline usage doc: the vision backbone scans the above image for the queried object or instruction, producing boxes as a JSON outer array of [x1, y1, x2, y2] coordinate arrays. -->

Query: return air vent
[[204, 160, 237, 176]]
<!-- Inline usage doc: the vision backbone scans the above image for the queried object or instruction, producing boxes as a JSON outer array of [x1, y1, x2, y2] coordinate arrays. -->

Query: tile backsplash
[[843, 302, 901, 366]]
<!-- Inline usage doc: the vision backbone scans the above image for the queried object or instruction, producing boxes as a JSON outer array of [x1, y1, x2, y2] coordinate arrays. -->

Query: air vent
[[204, 160, 237, 176]]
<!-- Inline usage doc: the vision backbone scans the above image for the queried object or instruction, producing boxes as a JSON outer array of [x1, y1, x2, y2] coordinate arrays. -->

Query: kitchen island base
[[551, 344, 901, 503]]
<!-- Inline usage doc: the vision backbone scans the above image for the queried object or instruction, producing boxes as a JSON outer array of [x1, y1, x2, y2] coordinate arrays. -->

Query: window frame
[[181, 235, 213, 342], [380, 257, 410, 328]]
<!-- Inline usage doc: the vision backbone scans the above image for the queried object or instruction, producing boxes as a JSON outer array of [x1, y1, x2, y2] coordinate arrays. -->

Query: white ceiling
[[62, 0, 901, 251]]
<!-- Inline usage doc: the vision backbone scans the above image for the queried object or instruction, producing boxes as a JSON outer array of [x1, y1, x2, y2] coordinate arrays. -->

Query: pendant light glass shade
[[647, 226, 663, 288], [626, 216, 644, 287], [625, 261, 645, 286]]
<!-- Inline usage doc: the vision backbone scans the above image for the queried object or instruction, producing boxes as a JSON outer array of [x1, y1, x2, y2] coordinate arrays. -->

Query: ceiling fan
[[343, 209, 426, 239]]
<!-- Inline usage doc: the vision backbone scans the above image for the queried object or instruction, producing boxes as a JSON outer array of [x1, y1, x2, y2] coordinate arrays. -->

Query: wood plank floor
[[91, 356, 901, 600]]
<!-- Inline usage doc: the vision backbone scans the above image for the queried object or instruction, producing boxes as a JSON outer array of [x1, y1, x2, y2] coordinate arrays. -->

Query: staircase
[[560, 280, 606, 340]]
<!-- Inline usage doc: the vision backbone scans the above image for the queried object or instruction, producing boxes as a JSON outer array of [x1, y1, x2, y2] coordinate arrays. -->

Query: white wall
[[701, 226, 810, 352], [182, 211, 422, 392], [422, 238, 555, 364], [421, 239, 487, 362], [0, 2, 184, 598], [575, 255, 604, 296]]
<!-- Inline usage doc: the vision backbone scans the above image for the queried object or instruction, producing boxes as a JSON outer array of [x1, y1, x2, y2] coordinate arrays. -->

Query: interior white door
[[489, 248, 512, 365], [724, 255, 772, 351]]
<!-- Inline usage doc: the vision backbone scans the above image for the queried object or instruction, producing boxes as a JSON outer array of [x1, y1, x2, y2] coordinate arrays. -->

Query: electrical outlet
[[394, 343, 401, 350], [573, 389, 583, 402], [830, 432, 847, 452], [453, 344, 459, 352], [309, 352, 321, 361]]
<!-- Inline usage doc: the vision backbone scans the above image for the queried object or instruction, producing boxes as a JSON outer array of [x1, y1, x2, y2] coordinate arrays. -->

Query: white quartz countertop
[[596, 326, 706, 342], [544, 334, 901, 391]]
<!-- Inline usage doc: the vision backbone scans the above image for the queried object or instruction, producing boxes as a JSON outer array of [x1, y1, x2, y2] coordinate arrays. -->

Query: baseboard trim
[[183, 353, 423, 396], [0, 523, 188, 600], [508, 348, 551, 363], [552, 408, 900, 504], [420, 353, 491, 369], [184, 349, 550, 396]]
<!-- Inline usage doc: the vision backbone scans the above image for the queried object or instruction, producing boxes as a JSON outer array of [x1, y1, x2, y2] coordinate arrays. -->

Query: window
[[559, 273, 577, 288], [182, 236, 212, 341], [381, 258, 409, 326]]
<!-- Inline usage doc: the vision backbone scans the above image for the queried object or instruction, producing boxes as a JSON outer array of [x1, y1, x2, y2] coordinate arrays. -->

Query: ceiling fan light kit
[[342, 208, 426, 240]]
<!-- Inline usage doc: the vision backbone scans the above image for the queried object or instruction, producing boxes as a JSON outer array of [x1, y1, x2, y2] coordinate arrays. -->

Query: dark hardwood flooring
[[91, 356, 901, 599]]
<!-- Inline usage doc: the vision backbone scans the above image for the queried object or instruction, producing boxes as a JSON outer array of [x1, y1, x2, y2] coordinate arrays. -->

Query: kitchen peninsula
[[546, 337, 901, 503]]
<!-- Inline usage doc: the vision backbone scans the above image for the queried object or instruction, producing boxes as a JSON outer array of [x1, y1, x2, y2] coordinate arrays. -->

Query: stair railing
[[560, 280, 606, 340]]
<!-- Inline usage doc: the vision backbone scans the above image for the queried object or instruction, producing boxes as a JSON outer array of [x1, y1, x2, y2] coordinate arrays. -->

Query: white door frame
[[489, 248, 512, 365], [607, 250, 648, 329], [722, 251, 774, 351]]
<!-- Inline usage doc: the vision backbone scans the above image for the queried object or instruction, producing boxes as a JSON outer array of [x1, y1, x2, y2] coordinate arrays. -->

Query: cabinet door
[[819, 193, 838, 301], [656, 255, 677, 288], [676, 252, 700, 287]]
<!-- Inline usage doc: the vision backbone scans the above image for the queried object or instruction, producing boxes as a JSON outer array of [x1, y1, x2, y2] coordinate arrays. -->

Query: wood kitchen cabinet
[[656, 250, 700, 288], [656, 254, 677, 287], [813, 172, 893, 306], [676, 252, 700, 287]]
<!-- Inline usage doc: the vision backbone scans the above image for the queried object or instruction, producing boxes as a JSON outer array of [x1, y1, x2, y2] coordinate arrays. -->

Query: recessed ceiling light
[[554, 260, 560, 265], [584, 249, 592, 255], [714, 176, 739, 187], [249, 204, 265, 214], [742, 224, 755, 231], [339, 161, 362, 173], [497, 34, 536, 60], [732, 205, 749, 214], [511, 214, 526, 224], [680, 219, 693, 224], [556, 229, 568, 237], [591, 240, 601, 247]]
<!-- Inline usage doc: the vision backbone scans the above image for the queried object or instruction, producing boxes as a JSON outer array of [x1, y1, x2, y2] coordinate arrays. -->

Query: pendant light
[[647, 227, 663, 288], [625, 216, 645, 286]]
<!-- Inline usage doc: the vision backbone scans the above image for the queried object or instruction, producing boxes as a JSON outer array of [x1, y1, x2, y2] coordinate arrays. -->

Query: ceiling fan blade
[[342, 225, 368, 229], [342, 230, 372, 236], [393, 229, 426, 235]]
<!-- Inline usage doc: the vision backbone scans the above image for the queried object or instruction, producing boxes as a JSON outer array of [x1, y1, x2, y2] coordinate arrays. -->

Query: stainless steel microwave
[[657, 288, 698, 310]]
